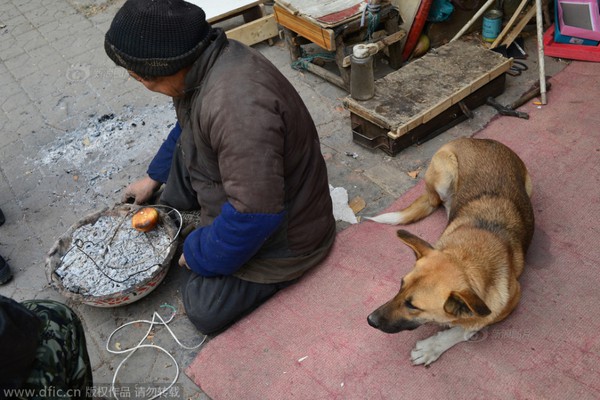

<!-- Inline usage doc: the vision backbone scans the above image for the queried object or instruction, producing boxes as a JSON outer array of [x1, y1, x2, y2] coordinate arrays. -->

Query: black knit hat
[[105, 0, 211, 77]]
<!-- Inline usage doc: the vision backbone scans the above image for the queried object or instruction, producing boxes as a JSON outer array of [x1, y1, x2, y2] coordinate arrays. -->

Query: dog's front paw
[[410, 336, 444, 366], [410, 326, 473, 366]]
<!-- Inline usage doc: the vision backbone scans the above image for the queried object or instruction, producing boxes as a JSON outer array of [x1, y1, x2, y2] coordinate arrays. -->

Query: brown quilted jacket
[[173, 29, 335, 283]]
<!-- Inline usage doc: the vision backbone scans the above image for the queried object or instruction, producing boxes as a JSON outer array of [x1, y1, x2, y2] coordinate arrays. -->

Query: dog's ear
[[444, 290, 492, 317], [396, 230, 433, 259]]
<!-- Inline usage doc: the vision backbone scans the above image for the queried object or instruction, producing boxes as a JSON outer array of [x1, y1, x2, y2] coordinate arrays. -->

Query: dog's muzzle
[[367, 312, 422, 333]]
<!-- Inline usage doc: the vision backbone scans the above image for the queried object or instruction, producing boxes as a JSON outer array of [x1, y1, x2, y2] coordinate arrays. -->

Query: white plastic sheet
[[329, 185, 358, 224]]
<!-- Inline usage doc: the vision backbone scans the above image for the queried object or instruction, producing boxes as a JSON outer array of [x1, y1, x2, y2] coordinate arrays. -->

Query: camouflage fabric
[[17, 300, 93, 400]]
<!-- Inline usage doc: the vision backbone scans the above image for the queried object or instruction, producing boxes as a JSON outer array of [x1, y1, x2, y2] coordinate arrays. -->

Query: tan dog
[[367, 138, 534, 366]]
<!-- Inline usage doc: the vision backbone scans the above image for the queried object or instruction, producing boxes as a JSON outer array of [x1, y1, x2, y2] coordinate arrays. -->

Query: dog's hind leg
[[424, 147, 458, 214], [367, 148, 457, 225]]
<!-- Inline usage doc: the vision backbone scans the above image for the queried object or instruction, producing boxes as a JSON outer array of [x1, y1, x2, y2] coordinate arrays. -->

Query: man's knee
[[181, 273, 280, 335], [183, 303, 231, 335]]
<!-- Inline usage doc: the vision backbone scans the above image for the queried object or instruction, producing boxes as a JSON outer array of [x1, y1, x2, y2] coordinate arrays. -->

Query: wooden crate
[[189, 0, 278, 46], [343, 40, 512, 155], [273, 4, 336, 51]]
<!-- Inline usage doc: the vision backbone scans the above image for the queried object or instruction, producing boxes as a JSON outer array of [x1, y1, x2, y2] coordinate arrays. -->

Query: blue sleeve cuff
[[183, 202, 285, 277], [147, 122, 182, 184]]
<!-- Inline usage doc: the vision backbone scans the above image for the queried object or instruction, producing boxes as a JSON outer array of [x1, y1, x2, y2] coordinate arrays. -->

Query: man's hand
[[179, 254, 190, 270], [122, 176, 161, 204]]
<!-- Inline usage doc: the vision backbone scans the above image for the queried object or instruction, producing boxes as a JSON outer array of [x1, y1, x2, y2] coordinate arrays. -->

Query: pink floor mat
[[186, 61, 600, 399]]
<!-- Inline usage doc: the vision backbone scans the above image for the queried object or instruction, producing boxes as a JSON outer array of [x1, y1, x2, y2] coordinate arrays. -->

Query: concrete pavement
[[0, 1, 568, 398]]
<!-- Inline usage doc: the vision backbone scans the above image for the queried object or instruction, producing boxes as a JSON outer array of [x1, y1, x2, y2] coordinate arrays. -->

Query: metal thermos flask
[[350, 44, 375, 101]]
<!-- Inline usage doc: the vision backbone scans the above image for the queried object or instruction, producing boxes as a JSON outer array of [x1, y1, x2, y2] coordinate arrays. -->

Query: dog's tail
[[366, 193, 439, 225], [365, 212, 405, 225]]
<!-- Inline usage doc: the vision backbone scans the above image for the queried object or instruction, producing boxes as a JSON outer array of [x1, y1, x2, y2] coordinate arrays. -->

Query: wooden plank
[[469, 71, 492, 94], [275, 0, 300, 15], [342, 98, 395, 131], [488, 59, 512, 81], [422, 58, 511, 124], [490, 0, 529, 48], [189, 1, 277, 46], [450, 85, 473, 105], [187, 0, 263, 23], [274, 4, 335, 50], [423, 97, 452, 123], [305, 63, 348, 89], [353, 75, 506, 155], [226, 14, 279, 46], [500, 5, 536, 48], [344, 40, 511, 138], [450, 0, 496, 42], [278, 0, 365, 21], [387, 129, 403, 139], [450, 59, 511, 102], [405, 114, 425, 132]]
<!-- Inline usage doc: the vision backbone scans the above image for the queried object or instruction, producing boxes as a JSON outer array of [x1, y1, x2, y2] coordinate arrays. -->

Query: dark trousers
[[182, 271, 297, 335]]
